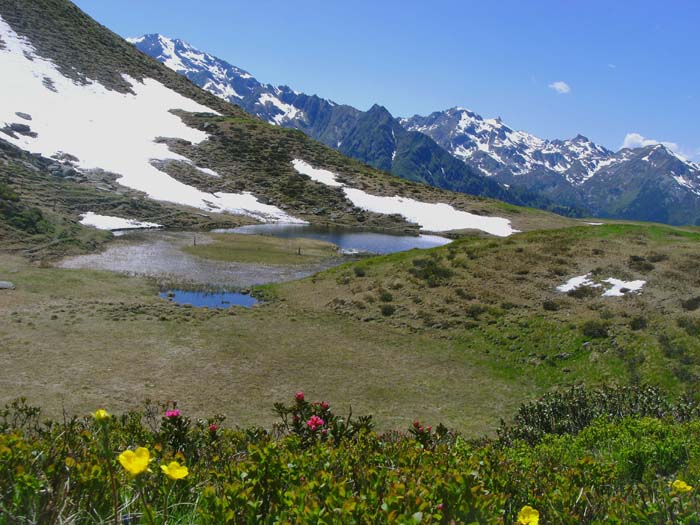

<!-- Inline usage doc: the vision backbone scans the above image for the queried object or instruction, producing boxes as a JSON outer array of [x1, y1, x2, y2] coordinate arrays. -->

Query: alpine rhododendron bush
[[2, 387, 700, 524]]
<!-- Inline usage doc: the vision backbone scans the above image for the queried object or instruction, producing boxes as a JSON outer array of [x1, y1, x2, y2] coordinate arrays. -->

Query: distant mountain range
[[132, 34, 700, 225], [403, 108, 700, 225]]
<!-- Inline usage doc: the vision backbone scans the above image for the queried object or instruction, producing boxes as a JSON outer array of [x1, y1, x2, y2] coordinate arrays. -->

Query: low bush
[[3, 387, 700, 524], [581, 320, 609, 338], [408, 257, 454, 287]]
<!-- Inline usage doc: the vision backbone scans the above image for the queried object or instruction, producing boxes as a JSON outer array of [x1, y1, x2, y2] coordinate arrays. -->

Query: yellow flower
[[671, 479, 693, 494], [517, 505, 540, 525], [160, 461, 189, 480], [92, 409, 110, 421], [118, 447, 150, 476], [65, 457, 76, 468]]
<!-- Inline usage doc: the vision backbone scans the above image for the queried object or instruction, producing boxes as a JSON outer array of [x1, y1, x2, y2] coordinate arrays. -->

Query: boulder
[[0, 281, 15, 290]]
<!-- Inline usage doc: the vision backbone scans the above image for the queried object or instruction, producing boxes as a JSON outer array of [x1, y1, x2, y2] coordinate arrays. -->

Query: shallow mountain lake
[[58, 228, 450, 290], [160, 290, 258, 308], [213, 224, 451, 254]]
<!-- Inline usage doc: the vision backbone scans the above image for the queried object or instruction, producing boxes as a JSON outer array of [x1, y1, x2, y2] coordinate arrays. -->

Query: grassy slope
[[2, 223, 700, 436], [273, 223, 700, 395]]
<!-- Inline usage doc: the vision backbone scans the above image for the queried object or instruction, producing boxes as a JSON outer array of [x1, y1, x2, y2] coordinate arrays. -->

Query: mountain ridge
[[130, 34, 579, 216], [132, 34, 700, 225]]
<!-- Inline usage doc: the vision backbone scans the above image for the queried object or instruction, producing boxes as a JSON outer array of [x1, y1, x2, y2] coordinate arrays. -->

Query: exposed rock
[[0, 281, 15, 290], [52, 151, 79, 163], [1, 122, 38, 139], [15, 112, 32, 121]]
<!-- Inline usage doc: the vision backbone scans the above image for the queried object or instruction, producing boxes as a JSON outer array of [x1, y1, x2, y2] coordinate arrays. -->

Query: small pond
[[213, 224, 451, 254], [160, 290, 258, 309]]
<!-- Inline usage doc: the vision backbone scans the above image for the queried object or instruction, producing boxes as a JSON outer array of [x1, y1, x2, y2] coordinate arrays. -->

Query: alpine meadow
[[1, 0, 700, 523]]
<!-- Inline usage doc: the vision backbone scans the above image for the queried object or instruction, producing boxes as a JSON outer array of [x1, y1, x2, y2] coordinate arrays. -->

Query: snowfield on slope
[[0, 16, 303, 224], [292, 159, 516, 236], [79, 212, 163, 231]]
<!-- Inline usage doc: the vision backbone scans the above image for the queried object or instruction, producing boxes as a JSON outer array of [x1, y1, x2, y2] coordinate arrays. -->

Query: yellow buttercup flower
[[671, 479, 693, 494], [92, 409, 110, 421], [517, 505, 540, 525], [160, 461, 189, 480], [118, 447, 150, 476]]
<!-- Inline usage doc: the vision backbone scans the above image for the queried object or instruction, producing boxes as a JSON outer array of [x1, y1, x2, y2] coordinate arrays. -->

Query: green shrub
[[3, 388, 700, 523], [408, 257, 454, 287], [567, 286, 599, 299], [581, 320, 608, 338], [630, 316, 648, 330], [353, 266, 366, 277], [378, 291, 393, 302], [380, 304, 396, 316], [681, 296, 700, 311], [542, 300, 560, 311], [497, 384, 700, 445]]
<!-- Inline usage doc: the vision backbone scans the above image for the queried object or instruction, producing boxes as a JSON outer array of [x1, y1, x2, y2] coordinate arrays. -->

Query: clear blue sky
[[74, 0, 699, 159]]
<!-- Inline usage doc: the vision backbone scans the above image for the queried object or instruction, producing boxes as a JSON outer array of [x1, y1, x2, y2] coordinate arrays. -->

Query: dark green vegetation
[[3, 386, 700, 523]]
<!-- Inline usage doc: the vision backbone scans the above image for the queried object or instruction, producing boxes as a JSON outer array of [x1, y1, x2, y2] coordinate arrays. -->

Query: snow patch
[[0, 17, 303, 224], [80, 212, 162, 231], [292, 159, 516, 235], [292, 159, 343, 187], [195, 166, 221, 177], [557, 273, 646, 296], [601, 278, 646, 297], [258, 93, 302, 125], [556, 274, 599, 293]]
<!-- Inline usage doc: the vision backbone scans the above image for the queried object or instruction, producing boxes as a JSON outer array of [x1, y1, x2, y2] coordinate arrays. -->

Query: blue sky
[[74, 0, 699, 159]]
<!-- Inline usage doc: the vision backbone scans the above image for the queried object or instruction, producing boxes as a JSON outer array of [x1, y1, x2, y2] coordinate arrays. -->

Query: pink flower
[[437, 503, 444, 511], [321, 401, 329, 410], [426, 426, 432, 433], [413, 420, 420, 429], [209, 424, 219, 433], [295, 391, 305, 402], [307, 415, 325, 431], [165, 409, 181, 418]]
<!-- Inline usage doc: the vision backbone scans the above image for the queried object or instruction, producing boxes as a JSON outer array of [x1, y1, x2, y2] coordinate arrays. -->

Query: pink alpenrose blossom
[[165, 409, 181, 418], [307, 415, 325, 431]]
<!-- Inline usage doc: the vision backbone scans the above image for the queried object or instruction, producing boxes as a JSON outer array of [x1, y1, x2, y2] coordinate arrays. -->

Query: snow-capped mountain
[[128, 34, 339, 130], [402, 108, 700, 224]]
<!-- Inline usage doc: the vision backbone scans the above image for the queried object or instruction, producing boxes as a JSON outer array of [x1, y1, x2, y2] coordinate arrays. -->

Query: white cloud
[[548, 80, 571, 94], [622, 133, 696, 162]]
